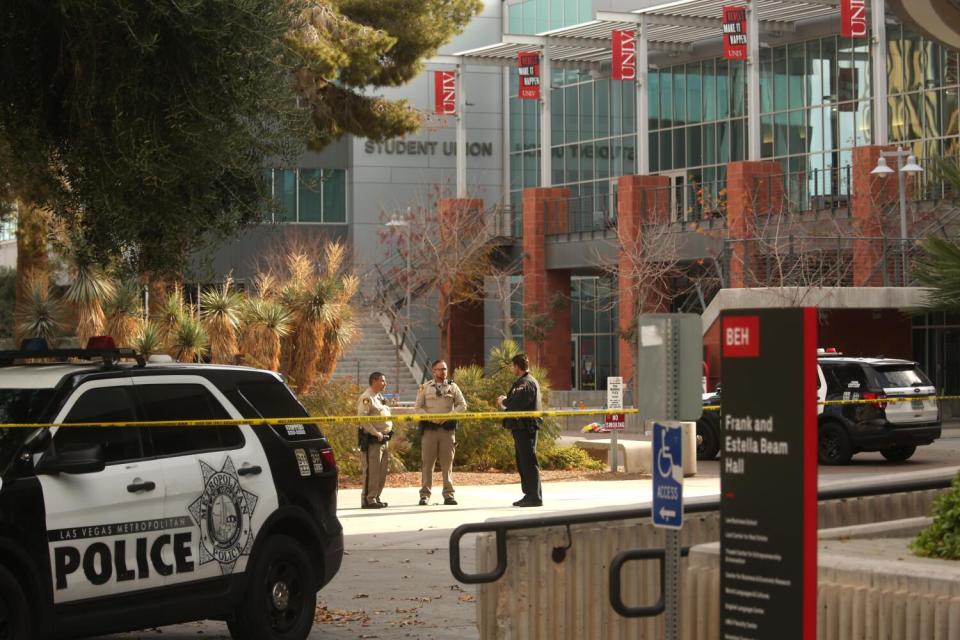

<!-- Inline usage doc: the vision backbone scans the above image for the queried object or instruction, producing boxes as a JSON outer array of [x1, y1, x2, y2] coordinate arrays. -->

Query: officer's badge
[[188, 457, 259, 575]]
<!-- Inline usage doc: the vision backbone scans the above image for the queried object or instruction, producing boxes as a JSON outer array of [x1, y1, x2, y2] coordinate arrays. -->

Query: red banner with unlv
[[434, 71, 456, 115], [611, 30, 637, 81], [517, 51, 541, 100], [841, 0, 867, 38], [722, 6, 748, 60]]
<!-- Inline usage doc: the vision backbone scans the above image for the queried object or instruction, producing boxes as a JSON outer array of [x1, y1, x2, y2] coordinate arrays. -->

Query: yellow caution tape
[[702, 394, 960, 412], [4, 394, 959, 429], [0, 408, 639, 429]]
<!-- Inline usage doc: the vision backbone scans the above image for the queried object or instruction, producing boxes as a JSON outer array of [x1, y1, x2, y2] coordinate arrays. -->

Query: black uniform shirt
[[502, 372, 543, 431]]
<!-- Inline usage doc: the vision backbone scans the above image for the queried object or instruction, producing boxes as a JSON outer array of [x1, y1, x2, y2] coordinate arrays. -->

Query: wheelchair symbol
[[656, 427, 684, 484]]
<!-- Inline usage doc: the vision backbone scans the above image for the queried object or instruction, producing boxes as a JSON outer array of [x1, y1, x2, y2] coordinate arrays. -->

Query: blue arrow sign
[[653, 422, 684, 529]]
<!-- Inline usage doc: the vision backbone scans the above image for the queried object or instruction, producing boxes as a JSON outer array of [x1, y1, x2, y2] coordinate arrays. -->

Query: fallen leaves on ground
[[314, 605, 371, 625], [458, 593, 476, 604]]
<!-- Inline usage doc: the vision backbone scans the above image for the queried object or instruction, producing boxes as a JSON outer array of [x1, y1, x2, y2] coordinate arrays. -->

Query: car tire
[[228, 534, 317, 640], [0, 564, 33, 640], [696, 413, 721, 460], [818, 422, 853, 465], [880, 444, 917, 462]]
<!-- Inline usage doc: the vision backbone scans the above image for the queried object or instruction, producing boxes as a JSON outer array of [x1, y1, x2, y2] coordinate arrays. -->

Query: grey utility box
[[635, 313, 703, 422]]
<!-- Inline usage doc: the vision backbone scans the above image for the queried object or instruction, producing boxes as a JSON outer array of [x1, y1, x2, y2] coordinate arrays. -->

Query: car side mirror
[[36, 444, 106, 475]]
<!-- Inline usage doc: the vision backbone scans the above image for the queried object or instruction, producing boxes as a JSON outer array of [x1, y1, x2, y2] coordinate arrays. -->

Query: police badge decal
[[188, 457, 259, 575]]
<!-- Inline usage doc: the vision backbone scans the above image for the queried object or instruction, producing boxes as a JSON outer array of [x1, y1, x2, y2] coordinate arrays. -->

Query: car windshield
[[874, 365, 932, 388], [0, 388, 55, 462]]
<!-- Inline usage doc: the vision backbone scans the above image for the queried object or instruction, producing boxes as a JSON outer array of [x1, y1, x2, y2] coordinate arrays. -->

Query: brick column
[[852, 146, 899, 286], [616, 174, 671, 384], [438, 198, 486, 372], [726, 161, 783, 288], [522, 187, 571, 389]]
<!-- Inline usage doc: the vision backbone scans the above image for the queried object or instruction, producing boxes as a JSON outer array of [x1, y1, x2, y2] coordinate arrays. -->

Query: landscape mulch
[[338, 469, 647, 490]]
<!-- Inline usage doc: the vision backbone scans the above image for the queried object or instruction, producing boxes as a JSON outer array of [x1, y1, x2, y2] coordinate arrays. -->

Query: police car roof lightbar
[[0, 336, 146, 368]]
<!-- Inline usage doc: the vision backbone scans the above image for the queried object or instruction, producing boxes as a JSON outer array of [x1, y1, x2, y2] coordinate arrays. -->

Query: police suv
[[0, 338, 343, 639], [696, 350, 941, 464]]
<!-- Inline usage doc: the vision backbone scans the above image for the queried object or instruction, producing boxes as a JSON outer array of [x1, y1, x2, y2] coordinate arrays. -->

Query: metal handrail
[[448, 473, 954, 585], [609, 546, 691, 618]]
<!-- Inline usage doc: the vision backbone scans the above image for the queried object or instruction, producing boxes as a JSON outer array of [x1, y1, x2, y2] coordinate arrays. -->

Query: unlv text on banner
[[612, 30, 636, 81]]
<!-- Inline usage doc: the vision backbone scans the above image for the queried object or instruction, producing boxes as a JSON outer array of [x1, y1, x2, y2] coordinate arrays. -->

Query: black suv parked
[[816, 355, 940, 464], [695, 355, 941, 464], [0, 340, 342, 639]]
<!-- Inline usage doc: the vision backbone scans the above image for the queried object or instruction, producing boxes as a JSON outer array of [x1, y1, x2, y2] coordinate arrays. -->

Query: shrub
[[538, 445, 605, 471], [446, 340, 560, 471], [300, 378, 364, 477], [911, 472, 960, 560]]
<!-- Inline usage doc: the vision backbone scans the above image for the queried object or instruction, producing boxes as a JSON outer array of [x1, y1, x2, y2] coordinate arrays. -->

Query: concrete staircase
[[332, 313, 420, 399]]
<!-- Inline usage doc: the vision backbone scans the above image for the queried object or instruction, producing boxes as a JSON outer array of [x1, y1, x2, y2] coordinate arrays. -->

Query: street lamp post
[[385, 212, 412, 330], [871, 147, 924, 284]]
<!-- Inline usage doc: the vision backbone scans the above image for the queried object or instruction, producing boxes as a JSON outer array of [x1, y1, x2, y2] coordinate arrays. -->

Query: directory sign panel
[[720, 308, 817, 640]]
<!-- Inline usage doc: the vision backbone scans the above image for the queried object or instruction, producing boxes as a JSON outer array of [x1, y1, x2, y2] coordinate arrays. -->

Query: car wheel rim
[[266, 559, 304, 633], [821, 432, 839, 460]]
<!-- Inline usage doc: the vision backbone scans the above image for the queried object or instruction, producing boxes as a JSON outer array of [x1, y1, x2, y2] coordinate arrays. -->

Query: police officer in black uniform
[[496, 353, 543, 507]]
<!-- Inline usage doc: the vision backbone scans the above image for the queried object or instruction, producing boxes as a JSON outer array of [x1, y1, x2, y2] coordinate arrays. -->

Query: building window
[[265, 168, 347, 224]]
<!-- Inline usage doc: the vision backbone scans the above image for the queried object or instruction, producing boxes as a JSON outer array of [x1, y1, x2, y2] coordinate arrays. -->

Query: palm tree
[[105, 281, 143, 347], [914, 236, 960, 310], [199, 278, 243, 364]]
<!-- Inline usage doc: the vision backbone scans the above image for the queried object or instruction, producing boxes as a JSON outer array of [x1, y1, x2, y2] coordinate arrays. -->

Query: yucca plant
[[316, 303, 359, 384], [155, 287, 186, 351], [62, 260, 115, 348], [15, 272, 66, 346], [132, 321, 164, 359], [240, 298, 291, 371], [171, 313, 209, 363], [105, 281, 143, 347], [287, 278, 339, 392], [200, 279, 243, 364]]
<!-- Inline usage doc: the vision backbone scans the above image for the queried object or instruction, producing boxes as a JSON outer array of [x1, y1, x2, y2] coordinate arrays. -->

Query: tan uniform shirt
[[357, 388, 393, 436], [414, 379, 467, 423]]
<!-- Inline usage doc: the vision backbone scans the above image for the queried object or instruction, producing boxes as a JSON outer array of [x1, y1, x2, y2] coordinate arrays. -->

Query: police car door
[[131, 377, 277, 587], [37, 379, 169, 604]]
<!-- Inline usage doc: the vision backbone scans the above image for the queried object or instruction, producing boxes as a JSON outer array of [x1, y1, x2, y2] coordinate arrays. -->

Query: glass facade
[[265, 168, 347, 224], [887, 25, 960, 159], [501, 2, 960, 388], [570, 276, 619, 391]]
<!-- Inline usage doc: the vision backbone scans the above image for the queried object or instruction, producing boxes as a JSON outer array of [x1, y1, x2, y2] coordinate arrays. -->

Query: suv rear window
[[236, 379, 320, 441], [873, 365, 932, 388]]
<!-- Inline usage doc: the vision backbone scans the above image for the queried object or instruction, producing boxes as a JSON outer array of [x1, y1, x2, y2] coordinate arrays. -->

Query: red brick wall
[[727, 161, 783, 288], [522, 187, 572, 389], [616, 174, 671, 384], [438, 198, 487, 371], [852, 146, 899, 286]]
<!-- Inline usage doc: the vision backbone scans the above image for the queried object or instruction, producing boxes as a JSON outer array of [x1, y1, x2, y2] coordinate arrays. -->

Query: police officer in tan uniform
[[414, 360, 467, 505], [357, 371, 393, 509]]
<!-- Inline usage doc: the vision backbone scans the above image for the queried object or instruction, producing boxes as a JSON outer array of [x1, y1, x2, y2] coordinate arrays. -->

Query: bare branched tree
[[379, 185, 501, 360]]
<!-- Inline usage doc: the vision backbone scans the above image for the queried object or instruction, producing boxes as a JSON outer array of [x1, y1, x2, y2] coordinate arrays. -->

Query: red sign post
[[611, 30, 637, 81], [434, 71, 457, 116], [722, 6, 748, 61], [517, 51, 541, 100], [840, 0, 867, 38]]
